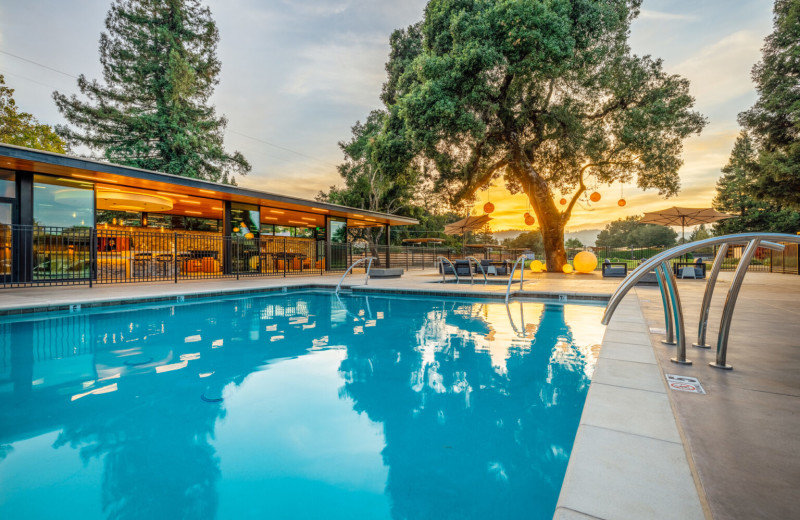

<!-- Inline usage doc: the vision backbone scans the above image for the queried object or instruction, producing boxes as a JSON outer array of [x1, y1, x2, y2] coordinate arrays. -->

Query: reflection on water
[[0, 292, 603, 520]]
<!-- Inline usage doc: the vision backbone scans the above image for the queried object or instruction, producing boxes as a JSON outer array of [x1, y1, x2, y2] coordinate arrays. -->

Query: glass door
[[0, 202, 11, 279]]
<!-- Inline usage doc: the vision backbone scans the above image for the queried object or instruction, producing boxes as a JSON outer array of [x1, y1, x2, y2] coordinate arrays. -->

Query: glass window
[[0, 170, 15, 198], [33, 175, 94, 229], [295, 227, 314, 238], [329, 218, 347, 243], [231, 203, 259, 238], [1, 203, 11, 276], [97, 209, 140, 227], [260, 224, 275, 236], [274, 225, 292, 237]]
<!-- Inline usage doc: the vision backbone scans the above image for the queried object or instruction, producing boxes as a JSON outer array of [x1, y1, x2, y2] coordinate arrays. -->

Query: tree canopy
[[712, 132, 800, 234], [0, 75, 68, 153], [738, 0, 800, 207], [53, 0, 249, 183], [595, 216, 677, 247], [386, 0, 705, 269]]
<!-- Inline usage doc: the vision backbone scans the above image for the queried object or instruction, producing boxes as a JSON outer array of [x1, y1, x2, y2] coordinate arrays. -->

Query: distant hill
[[493, 228, 601, 246]]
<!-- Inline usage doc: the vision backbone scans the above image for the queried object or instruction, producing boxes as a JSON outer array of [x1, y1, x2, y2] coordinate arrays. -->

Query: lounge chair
[[601, 258, 627, 278]]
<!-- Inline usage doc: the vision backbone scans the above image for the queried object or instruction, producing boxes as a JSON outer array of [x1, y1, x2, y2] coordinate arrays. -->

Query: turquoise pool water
[[0, 291, 604, 519]]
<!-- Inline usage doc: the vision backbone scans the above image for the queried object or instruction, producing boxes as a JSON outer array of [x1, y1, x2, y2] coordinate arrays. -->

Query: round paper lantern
[[562, 264, 574, 274], [573, 251, 598, 273], [233, 227, 240, 233], [618, 198, 626, 207], [244, 232, 255, 239], [524, 212, 531, 218], [524, 215, 535, 226], [589, 192, 601, 202], [559, 198, 567, 205], [530, 260, 544, 272], [483, 202, 495, 214]]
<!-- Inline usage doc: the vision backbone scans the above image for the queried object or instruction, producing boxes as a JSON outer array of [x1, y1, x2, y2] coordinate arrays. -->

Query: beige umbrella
[[640, 207, 734, 241], [444, 214, 493, 251]]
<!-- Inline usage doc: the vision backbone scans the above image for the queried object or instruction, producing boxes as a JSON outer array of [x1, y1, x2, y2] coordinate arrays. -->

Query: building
[[0, 143, 417, 286]]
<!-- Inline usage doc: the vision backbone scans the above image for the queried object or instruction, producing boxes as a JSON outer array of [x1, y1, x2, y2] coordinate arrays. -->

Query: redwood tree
[[391, 0, 706, 269]]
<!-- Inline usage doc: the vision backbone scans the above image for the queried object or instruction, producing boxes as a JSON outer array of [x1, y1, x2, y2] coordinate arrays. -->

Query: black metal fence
[[1, 225, 326, 289]]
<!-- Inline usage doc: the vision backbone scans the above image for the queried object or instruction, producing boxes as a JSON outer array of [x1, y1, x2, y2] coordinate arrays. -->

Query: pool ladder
[[602, 233, 800, 370], [335, 256, 377, 295], [505, 255, 529, 304]]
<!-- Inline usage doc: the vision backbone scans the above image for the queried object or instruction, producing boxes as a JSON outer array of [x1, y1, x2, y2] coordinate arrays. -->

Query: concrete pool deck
[[0, 269, 797, 519]]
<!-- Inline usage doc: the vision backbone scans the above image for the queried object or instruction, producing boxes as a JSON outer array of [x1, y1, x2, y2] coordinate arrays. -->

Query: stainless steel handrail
[[693, 243, 729, 348], [466, 256, 487, 285], [602, 233, 799, 370], [505, 255, 528, 304], [437, 256, 459, 284], [335, 256, 376, 294]]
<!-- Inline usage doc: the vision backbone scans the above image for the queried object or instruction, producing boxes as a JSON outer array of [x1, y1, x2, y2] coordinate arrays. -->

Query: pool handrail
[[465, 256, 488, 285], [335, 256, 376, 295], [602, 233, 797, 369], [505, 255, 528, 304], [437, 256, 459, 284]]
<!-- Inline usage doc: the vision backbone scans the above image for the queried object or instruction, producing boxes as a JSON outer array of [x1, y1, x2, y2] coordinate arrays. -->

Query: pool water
[[0, 291, 604, 520]]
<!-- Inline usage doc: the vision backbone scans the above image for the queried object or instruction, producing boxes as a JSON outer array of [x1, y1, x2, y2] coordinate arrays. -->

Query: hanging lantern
[[559, 198, 567, 205], [524, 212, 530, 218], [245, 232, 255, 239], [618, 198, 626, 207], [525, 215, 535, 226], [590, 191, 601, 202], [483, 202, 495, 214]]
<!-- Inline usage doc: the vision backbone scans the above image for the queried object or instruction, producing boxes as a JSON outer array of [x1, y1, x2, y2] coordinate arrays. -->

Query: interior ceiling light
[[262, 217, 278, 221], [179, 199, 201, 205], [211, 207, 223, 211], [185, 210, 201, 215], [199, 189, 215, 194], [311, 208, 328, 212], [269, 210, 285, 214], [95, 190, 173, 212]]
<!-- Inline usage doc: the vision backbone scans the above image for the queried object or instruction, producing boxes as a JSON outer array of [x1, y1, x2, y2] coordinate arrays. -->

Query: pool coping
[[0, 283, 610, 316], [553, 291, 708, 520]]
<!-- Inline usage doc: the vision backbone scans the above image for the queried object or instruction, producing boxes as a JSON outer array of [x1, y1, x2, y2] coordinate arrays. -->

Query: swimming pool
[[0, 291, 604, 519]]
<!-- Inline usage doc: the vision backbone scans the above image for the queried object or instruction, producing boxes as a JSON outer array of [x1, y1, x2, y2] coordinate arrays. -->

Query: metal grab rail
[[602, 233, 798, 369], [437, 256, 459, 284], [335, 256, 376, 295], [465, 256, 488, 285], [505, 255, 528, 304]]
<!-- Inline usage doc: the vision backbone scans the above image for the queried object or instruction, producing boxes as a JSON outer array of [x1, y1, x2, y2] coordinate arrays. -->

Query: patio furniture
[[132, 252, 154, 277], [370, 267, 404, 278], [155, 253, 174, 277], [674, 260, 707, 279], [439, 259, 472, 276], [601, 259, 628, 278], [479, 259, 509, 275]]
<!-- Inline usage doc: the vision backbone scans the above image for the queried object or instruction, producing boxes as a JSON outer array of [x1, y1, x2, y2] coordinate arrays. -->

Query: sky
[[0, 0, 775, 232]]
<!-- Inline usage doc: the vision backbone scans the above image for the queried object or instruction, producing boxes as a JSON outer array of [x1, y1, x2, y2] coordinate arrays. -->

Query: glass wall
[[0, 169, 14, 198], [33, 175, 94, 228], [231, 203, 259, 239], [0, 203, 11, 277]]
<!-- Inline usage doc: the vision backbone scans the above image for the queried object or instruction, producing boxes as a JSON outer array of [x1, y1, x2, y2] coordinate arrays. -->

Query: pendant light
[[559, 198, 567, 206], [617, 182, 626, 207], [483, 183, 494, 214]]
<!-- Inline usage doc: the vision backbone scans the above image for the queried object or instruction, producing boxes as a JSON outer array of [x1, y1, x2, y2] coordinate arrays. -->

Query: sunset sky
[[0, 0, 774, 232]]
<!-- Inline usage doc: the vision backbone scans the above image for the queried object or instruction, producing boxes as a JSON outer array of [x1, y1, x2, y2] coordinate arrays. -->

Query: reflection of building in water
[[0, 293, 338, 520], [338, 298, 597, 520]]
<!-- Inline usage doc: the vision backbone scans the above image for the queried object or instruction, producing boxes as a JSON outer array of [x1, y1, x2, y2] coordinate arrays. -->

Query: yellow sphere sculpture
[[562, 264, 574, 274], [530, 260, 544, 272], [573, 251, 598, 273]]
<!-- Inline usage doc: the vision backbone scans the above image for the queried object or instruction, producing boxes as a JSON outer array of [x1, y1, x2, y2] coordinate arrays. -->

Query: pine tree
[[712, 132, 800, 234], [53, 0, 249, 184], [738, 0, 800, 207]]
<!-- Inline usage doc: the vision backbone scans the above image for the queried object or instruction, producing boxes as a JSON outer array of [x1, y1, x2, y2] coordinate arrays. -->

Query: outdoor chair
[[680, 266, 697, 279], [601, 258, 627, 278]]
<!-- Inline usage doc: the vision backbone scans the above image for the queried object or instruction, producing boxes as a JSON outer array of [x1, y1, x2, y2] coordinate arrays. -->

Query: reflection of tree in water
[[338, 299, 591, 520], [4, 294, 327, 520]]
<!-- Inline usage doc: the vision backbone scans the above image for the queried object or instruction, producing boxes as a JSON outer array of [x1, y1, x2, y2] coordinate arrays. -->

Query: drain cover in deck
[[665, 374, 706, 394]]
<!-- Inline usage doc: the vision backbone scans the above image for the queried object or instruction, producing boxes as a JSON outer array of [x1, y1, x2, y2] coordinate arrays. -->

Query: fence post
[[283, 238, 287, 277], [236, 237, 240, 280], [173, 233, 178, 283]]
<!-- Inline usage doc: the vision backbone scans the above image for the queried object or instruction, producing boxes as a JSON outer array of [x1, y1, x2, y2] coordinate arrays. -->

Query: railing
[[335, 256, 376, 295], [602, 233, 799, 370], [437, 256, 459, 284], [1, 225, 327, 289], [465, 256, 487, 285], [505, 255, 528, 304]]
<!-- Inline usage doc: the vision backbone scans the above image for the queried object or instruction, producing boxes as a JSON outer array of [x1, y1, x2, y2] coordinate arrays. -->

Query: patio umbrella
[[444, 214, 493, 251], [639, 207, 734, 241]]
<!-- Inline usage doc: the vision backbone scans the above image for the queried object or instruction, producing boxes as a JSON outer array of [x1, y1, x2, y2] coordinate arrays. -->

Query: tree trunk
[[513, 161, 568, 272]]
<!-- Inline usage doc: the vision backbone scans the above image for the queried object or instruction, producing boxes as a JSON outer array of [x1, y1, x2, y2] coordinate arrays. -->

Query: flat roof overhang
[[0, 143, 418, 228]]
